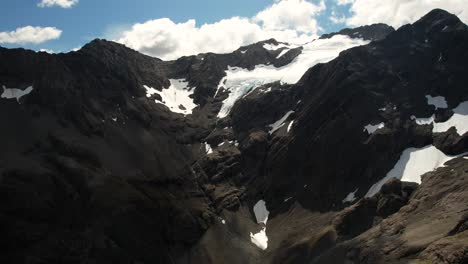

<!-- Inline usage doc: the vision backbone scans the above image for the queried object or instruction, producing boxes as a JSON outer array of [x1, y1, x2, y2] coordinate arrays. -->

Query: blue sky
[[1, 0, 466, 59], [0, 0, 351, 53]]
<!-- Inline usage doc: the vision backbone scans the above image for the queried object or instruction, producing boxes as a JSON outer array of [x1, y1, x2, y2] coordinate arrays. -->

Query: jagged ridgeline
[[1, 9, 467, 264]]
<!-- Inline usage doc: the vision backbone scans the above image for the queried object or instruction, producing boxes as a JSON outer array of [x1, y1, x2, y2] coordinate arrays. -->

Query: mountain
[[1, 8, 468, 264]]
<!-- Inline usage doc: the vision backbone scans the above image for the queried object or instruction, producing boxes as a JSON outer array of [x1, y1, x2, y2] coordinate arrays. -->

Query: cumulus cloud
[[345, 0, 468, 28], [0, 26, 62, 45], [254, 0, 325, 33], [116, 0, 326, 60], [38, 0, 79, 8]]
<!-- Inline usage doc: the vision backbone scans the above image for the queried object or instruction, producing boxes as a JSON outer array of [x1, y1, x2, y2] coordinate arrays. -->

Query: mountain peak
[[414, 8, 465, 31]]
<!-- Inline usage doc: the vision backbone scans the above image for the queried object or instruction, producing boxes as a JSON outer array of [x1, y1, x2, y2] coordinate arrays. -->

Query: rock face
[[1, 8, 468, 264]]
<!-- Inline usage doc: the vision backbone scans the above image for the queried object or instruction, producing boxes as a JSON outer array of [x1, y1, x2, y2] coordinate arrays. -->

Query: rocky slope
[[1, 8, 467, 264]]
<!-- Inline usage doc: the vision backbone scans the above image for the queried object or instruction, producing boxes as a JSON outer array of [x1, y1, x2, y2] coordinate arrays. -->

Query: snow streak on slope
[[144, 79, 197, 115], [269, 110, 294, 134], [216, 35, 369, 118], [1, 85, 34, 102], [366, 145, 465, 197]]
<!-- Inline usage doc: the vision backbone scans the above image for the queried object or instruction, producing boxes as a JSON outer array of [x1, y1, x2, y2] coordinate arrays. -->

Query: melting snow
[[216, 35, 369, 118], [269, 111, 294, 134], [241, 50, 248, 54], [411, 101, 468, 135], [342, 189, 358, 203], [144, 79, 197, 115], [426, 95, 448, 109], [363, 122, 385, 134], [250, 227, 268, 250], [366, 145, 465, 197], [1, 85, 34, 102]]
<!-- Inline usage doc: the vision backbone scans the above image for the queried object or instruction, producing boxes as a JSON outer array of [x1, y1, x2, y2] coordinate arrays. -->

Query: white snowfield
[[1, 85, 34, 102], [216, 35, 369, 118], [366, 145, 466, 197], [363, 122, 385, 134], [269, 110, 294, 134], [411, 100, 468, 135], [250, 199, 270, 250], [144, 79, 197, 115]]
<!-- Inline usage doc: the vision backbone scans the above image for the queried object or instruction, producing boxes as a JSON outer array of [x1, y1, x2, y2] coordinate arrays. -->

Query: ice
[[216, 35, 369, 118], [269, 111, 294, 134], [144, 79, 197, 115], [342, 189, 358, 203], [363, 122, 385, 134], [1, 85, 34, 102], [366, 145, 465, 197]]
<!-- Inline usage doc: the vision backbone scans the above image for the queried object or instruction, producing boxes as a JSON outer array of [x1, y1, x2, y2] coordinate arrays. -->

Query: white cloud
[[345, 0, 468, 28], [254, 0, 326, 33], [116, 0, 326, 60], [0, 26, 62, 45], [336, 0, 355, 5], [38, 0, 78, 8], [330, 10, 347, 24]]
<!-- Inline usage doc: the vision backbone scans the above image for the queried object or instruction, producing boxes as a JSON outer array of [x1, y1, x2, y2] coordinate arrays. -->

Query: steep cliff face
[[1, 9, 467, 264]]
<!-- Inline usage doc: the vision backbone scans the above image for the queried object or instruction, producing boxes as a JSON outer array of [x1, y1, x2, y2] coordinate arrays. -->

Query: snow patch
[[411, 115, 435, 125], [250, 227, 268, 250], [342, 189, 358, 203], [240, 50, 247, 54], [284, 197, 293, 202], [1, 85, 34, 102], [250, 200, 269, 250], [216, 35, 369, 118], [204, 143, 213, 154], [253, 200, 269, 225], [363, 122, 385, 134], [144, 79, 197, 115], [366, 145, 465, 197], [269, 111, 294, 134], [426, 95, 448, 109], [263, 43, 291, 51], [411, 101, 468, 135]]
